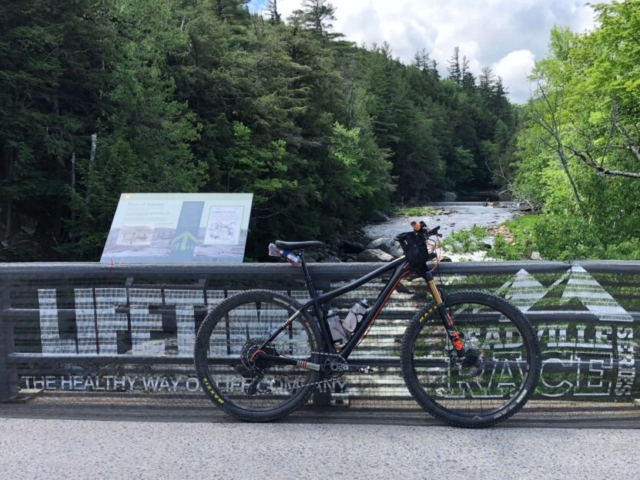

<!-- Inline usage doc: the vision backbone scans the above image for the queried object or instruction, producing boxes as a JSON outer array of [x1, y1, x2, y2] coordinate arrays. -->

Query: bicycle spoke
[[194, 290, 323, 421], [401, 291, 541, 427]]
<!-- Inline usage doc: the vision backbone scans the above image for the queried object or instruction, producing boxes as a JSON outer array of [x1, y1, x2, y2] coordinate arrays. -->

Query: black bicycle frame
[[304, 256, 409, 358], [258, 253, 455, 366]]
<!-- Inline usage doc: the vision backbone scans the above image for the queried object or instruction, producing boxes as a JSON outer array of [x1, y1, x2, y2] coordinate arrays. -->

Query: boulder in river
[[443, 192, 458, 201], [340, 240, 366, 254], [370, 211, 391, 223], [321, 254, 342, 263], [366, 238, 404, 258], [366, 238, 388, 250], [357, 249, 395, 262]]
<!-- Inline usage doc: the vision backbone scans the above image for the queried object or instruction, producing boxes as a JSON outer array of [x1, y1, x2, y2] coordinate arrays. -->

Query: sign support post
[[0, 281, 18, 401]]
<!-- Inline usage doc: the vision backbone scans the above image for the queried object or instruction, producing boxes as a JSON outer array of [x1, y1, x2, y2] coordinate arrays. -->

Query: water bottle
[[327, 309, 348, 346], [342, 299, 369, 334], [268, 243, 301, 266]]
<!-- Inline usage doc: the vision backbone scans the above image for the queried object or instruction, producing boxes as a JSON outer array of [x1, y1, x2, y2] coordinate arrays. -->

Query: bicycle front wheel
[[194, 290, 323, 422], [401, 291, 541, 428]]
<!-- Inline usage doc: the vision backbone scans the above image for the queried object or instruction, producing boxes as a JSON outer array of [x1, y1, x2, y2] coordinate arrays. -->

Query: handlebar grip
[[409, 221, 441, 238]]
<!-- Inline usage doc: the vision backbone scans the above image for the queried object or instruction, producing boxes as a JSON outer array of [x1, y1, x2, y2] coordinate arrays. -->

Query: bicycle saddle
[[274, 240, 324, 250]]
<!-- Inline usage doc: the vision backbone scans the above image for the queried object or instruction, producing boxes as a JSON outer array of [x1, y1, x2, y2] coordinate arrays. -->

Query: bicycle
[[193, 222, 541, 428]]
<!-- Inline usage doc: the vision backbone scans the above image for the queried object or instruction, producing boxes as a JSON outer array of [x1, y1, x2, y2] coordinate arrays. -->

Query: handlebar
[[410, 220, 442, 239], [270, 221, 440, 267]]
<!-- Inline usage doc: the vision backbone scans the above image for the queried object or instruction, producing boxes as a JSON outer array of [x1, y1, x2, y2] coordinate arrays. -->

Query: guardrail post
[[0, 279, 18, 401]]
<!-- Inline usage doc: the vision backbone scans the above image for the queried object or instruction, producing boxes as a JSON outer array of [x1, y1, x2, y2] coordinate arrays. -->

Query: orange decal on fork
[[444, 312, 464, 351], [449, 330, 464, 351], [445, 312, 455, 328]]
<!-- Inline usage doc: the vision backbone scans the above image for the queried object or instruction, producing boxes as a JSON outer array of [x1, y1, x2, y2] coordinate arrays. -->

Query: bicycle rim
[[194, 290, 322, 421], [402, 291, 540, 427]]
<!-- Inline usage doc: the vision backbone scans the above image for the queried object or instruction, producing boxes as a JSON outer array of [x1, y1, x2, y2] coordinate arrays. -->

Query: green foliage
[[324, 122, 393, 219], [514, 1, 640, 260], [492, 215, 539, 260], [444, 225, 488, 254], [224, 122, 294, 205], [532, 213, 640, 261], [444, 215, 541, 260], [392, 206, 439, 217]]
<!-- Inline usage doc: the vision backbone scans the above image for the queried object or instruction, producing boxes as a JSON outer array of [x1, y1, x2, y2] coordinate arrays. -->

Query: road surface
[[0, 393, 638, 479]]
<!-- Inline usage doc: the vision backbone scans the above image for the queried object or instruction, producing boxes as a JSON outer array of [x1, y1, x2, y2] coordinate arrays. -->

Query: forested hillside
[[0, 0, 517, 261]]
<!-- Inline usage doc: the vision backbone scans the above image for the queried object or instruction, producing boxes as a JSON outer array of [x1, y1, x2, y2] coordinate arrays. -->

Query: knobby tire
[[401, 291, 541, 428]]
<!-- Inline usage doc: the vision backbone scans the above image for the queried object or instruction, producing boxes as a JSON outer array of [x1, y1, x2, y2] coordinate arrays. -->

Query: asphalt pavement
[[1, 418, 639, 479], [1, 393, 639, 479]]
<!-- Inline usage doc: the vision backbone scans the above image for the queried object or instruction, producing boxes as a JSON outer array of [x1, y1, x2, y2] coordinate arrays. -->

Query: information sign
[[100, 193, 253, 264]]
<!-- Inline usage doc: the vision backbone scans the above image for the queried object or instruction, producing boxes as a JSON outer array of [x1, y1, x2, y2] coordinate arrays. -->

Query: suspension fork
[[424, 271, 465, 358]]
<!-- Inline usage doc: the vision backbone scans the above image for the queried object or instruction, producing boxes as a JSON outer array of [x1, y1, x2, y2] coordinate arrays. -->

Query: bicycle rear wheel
[[401, 291, 541, 428], [194, 290, 323, 422]]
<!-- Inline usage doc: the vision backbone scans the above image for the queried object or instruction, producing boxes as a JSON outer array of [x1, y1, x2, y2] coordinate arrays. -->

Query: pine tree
[[302, 0, 340, 40], [267, 0, 282, 24], [447, 47, 461, 85], [461, 56, 476, 92], [0, 0, 520, 261]]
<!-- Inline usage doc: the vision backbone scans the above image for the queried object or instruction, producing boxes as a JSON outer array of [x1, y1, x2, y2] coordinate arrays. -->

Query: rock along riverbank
[[305, 202, 521, 263], [363, 202, 520, 241], [360, 202, 521, 262]]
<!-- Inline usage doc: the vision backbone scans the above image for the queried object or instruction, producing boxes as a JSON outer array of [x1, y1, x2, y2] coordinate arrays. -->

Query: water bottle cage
[[342, 301, 369, 333]]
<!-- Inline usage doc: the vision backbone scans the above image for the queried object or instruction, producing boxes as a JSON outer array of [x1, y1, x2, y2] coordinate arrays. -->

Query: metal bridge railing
[[1, 260, 639, 405]]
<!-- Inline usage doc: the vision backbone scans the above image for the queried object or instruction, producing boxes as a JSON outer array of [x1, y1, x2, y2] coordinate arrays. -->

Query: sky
[[248, 0, 604, 103]]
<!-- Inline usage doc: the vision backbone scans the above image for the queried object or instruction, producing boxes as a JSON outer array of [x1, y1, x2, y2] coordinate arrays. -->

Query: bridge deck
[[2, 391, 638, 429]]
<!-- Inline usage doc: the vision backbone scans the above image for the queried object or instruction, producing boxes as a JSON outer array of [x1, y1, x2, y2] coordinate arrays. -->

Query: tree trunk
[[2, 146, 13, 241], [70, 152, 76, 239], [86, 133, 97, 203]]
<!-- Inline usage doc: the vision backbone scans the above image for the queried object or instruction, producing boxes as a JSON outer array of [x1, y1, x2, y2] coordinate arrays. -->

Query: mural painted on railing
[[500, 267, 636, 398], [7, 266, 639, 399]]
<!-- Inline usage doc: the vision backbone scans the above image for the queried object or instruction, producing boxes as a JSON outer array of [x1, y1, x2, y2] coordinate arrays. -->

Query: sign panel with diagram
[[100, 193, 253, 264]]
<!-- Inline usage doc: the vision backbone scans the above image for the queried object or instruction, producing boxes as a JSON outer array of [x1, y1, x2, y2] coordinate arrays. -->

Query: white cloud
[[262, 0, 605, 103], [493, 50, 537, 103]]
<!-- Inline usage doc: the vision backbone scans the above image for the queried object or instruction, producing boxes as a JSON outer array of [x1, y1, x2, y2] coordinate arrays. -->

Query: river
[[363, 202, 521, 242]]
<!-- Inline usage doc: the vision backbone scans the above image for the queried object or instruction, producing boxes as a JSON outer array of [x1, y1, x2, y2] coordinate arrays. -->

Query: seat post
[[299, 254, 319, 298]]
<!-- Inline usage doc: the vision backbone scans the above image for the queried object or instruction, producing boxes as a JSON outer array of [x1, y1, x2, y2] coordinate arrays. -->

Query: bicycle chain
[[270, 350, 347, 392], [243, 348, 355, 394]]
